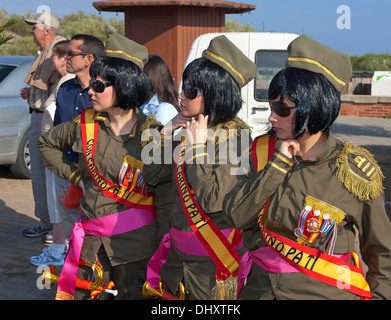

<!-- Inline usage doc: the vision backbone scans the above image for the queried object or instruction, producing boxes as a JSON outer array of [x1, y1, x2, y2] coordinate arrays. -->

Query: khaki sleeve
[[359, 194, 391, 300], [37, 120, 80, 185], [223, 151, 295, 230], [184, 131, 252, 214]]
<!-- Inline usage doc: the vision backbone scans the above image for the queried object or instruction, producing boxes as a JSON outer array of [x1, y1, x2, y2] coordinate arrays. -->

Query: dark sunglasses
[[182, 83, 202, 100], [269, 100, 297, 117], [89, 79, 113, 93], [65, 50, 89, 58]]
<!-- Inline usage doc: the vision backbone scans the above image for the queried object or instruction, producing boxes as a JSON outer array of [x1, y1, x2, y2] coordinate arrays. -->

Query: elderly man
[[20, 11, 66, 238]]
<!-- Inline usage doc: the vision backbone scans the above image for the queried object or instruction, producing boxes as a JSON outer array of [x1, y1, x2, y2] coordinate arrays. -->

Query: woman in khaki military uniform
[[223, 36, 391, 300], [143, 36, 256, 300], [38, 33, 163, 300]]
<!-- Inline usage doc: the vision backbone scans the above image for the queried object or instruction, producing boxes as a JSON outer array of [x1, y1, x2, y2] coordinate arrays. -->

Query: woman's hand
[[185, 114, 209, 145], [277, 139, 300, 159], [160, 113, 190, 135]]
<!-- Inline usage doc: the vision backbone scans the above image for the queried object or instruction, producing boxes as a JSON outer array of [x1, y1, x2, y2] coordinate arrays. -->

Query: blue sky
[[1, 0, 389, 55]]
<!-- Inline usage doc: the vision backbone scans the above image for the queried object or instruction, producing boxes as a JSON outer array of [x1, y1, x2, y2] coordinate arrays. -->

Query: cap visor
[[24, 19, 37, 25]]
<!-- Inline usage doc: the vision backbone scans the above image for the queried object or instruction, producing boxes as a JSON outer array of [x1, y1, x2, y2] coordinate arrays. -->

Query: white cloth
[[141, 93, 178, 125]]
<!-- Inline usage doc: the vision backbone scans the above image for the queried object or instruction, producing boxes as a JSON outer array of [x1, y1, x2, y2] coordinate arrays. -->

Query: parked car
[[0, 56, 34, 179]]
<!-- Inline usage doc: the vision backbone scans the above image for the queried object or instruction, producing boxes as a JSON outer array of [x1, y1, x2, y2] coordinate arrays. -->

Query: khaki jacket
[[223, 133, 391, 300], [143, 118, 252, 299], [38, 108, 163, 266]]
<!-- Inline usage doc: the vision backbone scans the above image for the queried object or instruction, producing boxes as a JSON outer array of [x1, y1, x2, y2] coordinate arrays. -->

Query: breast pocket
[[71, 138, 83, 154]]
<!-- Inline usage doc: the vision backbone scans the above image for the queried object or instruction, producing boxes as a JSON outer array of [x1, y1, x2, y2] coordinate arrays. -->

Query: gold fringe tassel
[[209, 277, 238, 300]]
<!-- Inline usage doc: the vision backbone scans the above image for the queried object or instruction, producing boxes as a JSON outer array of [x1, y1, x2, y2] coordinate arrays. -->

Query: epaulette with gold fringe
[[211, 117, 252, 146], [336, 141, 384, 201], [139, 112, 162, 148]]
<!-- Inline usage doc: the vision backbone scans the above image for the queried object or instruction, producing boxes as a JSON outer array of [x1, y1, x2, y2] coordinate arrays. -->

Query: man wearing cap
[[21, 11, 65, 238], [223, 35, 391, 300]]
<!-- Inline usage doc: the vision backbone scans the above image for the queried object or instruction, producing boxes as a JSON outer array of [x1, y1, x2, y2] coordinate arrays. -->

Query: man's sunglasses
[[89, 79, 113, 93], [269, 100, 297, 117], [182, 83, 202, 100], [65, 50, 89, 58]]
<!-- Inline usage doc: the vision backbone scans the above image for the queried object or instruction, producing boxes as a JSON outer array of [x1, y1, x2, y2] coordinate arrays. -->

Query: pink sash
[[56, 207, 156, 300], [146, 227, 243, 289], [237, 246, 353, 296]]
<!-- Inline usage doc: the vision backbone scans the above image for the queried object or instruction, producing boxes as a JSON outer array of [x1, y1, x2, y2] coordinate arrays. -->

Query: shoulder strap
[[251, 134, 276, 171]]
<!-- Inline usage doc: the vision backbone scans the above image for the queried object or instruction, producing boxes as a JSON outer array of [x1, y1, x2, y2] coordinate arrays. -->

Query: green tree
[[0, 16, 18, 46], [225, 17, 257, 32], [0, 9, 124, 56], [350, 53, 391, 71], [59, 10, 123, 42]]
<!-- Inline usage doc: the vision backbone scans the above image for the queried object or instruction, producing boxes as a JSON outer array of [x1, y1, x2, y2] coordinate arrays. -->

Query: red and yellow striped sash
[[175, 144, 242, 279], [81, 108, 154, 209]]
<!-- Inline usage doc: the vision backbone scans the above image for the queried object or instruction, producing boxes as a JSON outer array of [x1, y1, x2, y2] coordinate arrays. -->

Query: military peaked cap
[[286, 35, 352, 92], [105, 33, 148, 70], [203, 35, 256, 88]]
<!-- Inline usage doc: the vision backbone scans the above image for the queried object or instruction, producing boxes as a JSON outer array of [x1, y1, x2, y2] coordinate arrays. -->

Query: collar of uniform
[[92, 107, 147, 138], [294, 132, 338, 164]]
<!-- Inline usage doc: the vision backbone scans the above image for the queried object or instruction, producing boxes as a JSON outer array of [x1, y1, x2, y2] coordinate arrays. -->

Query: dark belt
[[29, 107, 43, 114]]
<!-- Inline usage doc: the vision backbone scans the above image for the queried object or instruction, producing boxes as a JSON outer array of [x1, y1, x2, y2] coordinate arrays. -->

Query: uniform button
[[286, 189, 291, 195], [108, 256, 113, 260]]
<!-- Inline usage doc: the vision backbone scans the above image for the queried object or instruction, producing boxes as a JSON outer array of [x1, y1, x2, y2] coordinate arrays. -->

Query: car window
[[0, 65, 17, 84], [254, 51, 288, 101]]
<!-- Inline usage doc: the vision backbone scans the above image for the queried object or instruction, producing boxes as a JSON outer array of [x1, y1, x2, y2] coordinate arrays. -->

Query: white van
[[182, 32, 299, 137]]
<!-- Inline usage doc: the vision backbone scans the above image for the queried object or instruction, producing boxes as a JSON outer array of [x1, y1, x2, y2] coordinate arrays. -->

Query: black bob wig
[[268, 67, 341, 138], [182, 57, 242, 125], [89, 56, 151, 110]]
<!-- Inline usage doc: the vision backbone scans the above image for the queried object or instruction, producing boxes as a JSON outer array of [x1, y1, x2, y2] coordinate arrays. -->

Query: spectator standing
[[141, 54, 179, 125], [30, 40, 77, 267], [21, 11, 65, 238]]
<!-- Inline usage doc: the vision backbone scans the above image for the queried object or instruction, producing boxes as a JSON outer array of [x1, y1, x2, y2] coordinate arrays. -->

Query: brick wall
[[341, 95, 391, 118]]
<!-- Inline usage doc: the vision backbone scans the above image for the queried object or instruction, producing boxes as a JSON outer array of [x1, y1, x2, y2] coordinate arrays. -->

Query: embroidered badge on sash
[[118, 155, 144, 190], [336, 141, 384, 201], [295, 195, 346, 255]]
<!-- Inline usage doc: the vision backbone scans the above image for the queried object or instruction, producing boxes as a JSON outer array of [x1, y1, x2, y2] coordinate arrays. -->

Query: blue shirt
[[54, 77, 92, 162], [54, 77, 92, 125]]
